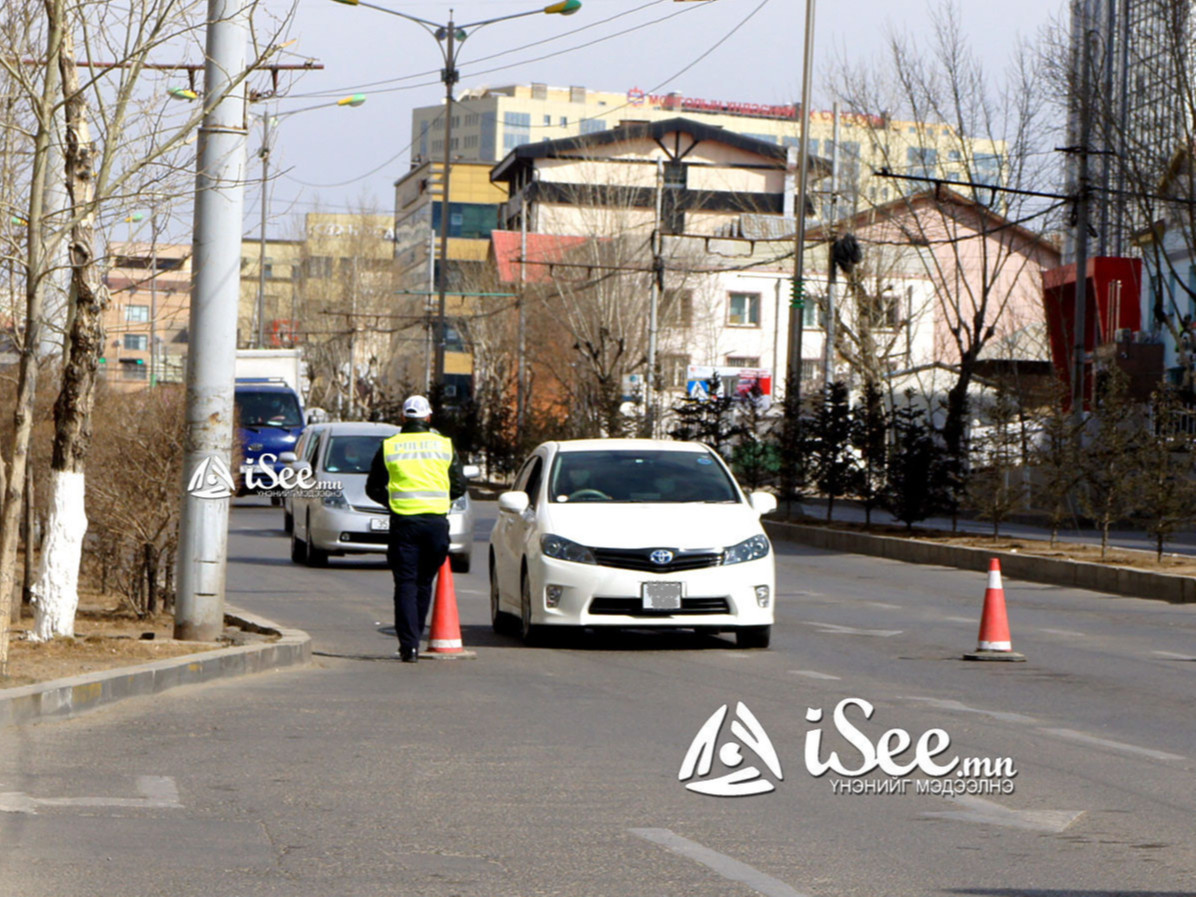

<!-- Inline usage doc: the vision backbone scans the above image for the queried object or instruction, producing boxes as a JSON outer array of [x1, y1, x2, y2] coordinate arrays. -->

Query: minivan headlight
[[540, 534, 596, 564], [723, 534, 770, 565], [322, 490, 349, 510], [451, 495, 468, 512]]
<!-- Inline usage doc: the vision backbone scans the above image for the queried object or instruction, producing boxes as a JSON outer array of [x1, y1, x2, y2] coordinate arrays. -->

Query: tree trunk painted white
[[31, 471, 87, 641]]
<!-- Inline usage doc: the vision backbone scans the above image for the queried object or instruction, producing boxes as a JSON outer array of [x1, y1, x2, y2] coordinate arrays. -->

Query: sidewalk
[[0, 607, 310, 729]]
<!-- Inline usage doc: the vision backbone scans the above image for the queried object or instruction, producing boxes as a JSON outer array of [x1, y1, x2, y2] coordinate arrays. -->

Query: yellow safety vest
[[382, 431, 454, 515]]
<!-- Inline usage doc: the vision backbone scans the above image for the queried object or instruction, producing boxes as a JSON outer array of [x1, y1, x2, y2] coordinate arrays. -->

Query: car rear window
[[548, 450, 739, 504]]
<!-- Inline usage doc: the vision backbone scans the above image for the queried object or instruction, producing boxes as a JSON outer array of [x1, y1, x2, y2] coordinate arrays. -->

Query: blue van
[[234, 378, 305, 494]]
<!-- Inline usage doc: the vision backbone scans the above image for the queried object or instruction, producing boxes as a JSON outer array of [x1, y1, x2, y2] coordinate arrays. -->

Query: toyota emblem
[[650, 549, 675, 566]]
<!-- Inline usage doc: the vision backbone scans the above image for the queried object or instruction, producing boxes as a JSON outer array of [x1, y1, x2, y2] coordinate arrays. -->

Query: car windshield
[[236, 391, 303, 428], [324, 435, 384, 474], [548, 449, 739, 503]]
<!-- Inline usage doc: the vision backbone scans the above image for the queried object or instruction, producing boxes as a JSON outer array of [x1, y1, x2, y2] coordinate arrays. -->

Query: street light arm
[[331, 0, 442, 31], [459, 1, 581, 31]]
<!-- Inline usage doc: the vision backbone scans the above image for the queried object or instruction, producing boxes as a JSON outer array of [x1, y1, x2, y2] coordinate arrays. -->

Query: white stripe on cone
[[987, 568, 1003, 590], [978, 640, 1012, 651], [429, 639, 463, 649]]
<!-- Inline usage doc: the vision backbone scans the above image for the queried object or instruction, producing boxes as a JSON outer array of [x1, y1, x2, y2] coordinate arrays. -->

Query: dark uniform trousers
[[388, 512, 451, 651]]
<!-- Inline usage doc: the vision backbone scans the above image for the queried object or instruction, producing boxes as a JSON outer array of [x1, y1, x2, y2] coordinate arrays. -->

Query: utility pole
[[822, 102, 839, 392], [175, 0, 249, 642], [1071, 10, 1095, 425], [256, 110, 270, 349], [432, 19, 457, 395], [787, 0, 817, 410], [517, 189, 528, 443], [645, 158, 664, 437]]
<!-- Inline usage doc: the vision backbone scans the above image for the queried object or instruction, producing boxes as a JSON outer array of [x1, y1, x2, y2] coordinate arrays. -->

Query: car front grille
[[588, 597, 731, 616], [351, 505, 387, 515], [339, 532, 388, 545], [591, 547, 723, 573]]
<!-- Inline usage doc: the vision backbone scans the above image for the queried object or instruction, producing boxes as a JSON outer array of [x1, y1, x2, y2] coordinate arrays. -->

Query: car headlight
[[540, 533, 596, 564], [723, 534, 770, 565], [322, 490, 349, 510], [451, 495, 468, 512]]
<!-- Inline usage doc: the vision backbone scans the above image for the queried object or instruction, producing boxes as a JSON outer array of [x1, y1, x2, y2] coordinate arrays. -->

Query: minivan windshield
[[548, 450, 739, 503], [236, 391, 303, 428], [324, 435, 385, 474]]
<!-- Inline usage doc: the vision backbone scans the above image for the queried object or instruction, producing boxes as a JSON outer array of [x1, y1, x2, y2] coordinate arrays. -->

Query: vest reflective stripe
[[382, 432, 453, 515]]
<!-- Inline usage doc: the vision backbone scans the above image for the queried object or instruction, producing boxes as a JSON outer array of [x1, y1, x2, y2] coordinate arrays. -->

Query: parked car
[[284, 421, 477, 570], [488, 438, 777, 647]]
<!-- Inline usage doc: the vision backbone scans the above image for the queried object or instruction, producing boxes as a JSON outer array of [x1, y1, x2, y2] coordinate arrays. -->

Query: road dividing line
[[1040, 628, 1085, 638], [630, 828, 809, 897], [801, 621, 902, 637], [790, 670, 841, 680], [1040, 728, 1186, 762], [921, 795, 1082, 833], [942, 616, 975, 624], [1152, 650, 1196, 661], [901, 696, 1036, 724], [0, 776, 181, 814]]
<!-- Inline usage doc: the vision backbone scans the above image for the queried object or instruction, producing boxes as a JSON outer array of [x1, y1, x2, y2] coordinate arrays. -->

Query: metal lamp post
[[331, 0, 581, 398]]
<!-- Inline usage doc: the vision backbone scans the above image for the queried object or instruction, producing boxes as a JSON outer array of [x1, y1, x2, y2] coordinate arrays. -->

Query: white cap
[[403, 395, 433, 418]]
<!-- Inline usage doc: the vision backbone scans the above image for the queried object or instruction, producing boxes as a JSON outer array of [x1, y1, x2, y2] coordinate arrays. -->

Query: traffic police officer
[[366, 395, 467, 662]]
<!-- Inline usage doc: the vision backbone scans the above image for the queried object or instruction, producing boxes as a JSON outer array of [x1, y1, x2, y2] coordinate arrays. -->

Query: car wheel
[[283, 509, 293, 535], [450, 550, 471, 574], [490, 559, 513, 634], [289, 519, 307, 564], [304, 513, 329, 568], [736, 625, 771, 649], [520, 569, 545, 646]]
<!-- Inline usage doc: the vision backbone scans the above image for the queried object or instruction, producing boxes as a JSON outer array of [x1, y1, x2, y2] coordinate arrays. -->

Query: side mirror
[[463, 464, 481, 480], [278, 451, 298, 465], [750, 492, 778, 516], [498, 491, 530, 514]]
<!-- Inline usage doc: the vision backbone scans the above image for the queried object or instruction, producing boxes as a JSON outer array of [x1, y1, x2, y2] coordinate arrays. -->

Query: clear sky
[[256, 0, 1068, 234]]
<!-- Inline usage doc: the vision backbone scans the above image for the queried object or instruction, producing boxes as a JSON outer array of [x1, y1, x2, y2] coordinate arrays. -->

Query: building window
[[304, 256, 334, 278], [465, 113, 479, 127], [125, 304, 149, 323], [559, 116, 568, 126], [725, 355, 761, 368], [580, 118, 606, 135], [660, 288, 693, 328], [431, 202, 499, 239], [120, 360, 147, 381], [124, 333, 148, 351], [727, 292, 761, 327]]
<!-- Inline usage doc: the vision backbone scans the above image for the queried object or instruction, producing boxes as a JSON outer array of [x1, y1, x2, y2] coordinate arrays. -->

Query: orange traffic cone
[[963, 558, 1025, 662], [423, 559, 477, 660]]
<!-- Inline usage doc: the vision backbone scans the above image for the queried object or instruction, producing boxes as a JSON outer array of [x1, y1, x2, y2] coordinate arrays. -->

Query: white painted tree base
[[31, 470, 88, 641]]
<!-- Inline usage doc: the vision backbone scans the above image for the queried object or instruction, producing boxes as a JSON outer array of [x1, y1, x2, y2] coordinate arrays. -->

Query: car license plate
[[369, 517, 390, 532], [642, 581, 682, 611]]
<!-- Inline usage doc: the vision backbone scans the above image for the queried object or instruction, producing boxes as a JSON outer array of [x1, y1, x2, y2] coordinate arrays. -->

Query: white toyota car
[[488, 439, 777, 648]]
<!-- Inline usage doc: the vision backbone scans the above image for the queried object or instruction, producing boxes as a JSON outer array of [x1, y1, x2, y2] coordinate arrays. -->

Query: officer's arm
[[365, 445, 389, 507], [448, 449, 467, 501]]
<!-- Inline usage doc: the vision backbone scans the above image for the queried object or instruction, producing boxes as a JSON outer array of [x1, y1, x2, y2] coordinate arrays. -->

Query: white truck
[[234, 348, 305, 393]]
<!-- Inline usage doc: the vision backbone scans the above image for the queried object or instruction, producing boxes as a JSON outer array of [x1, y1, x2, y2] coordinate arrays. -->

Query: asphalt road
[[3, 498, 1196, 896]]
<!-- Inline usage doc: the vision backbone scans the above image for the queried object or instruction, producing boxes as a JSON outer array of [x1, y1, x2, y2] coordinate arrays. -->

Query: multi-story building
[[411, 82, 1004, 213], [101, 243, 192, 390], [391, 160, 508, 398], [238, 237, 302, 349]]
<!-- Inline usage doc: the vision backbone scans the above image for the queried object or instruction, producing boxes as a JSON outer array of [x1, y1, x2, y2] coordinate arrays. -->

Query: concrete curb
[[0, 606, 311, 729], [764, 520, 1196, 604]]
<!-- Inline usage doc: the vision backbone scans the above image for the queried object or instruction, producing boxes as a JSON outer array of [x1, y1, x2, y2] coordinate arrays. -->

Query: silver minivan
[[282, 421, 477, 571]]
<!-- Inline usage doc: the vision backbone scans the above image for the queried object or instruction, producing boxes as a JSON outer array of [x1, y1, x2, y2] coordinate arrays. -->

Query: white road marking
[[942, 616, 976, 624], [630, 828, 809, 897], [458, 588, 485, 596], [802, 621, 902, 638], [1040, 628, 1085, 638], [0, 776, 182, 815], [922, 795, 1082, 833], [864, 601, 900, 610], [901, 696, 1036, 724], [790, 670, 841, 680], [1152, 650, 1196, 661], [1040, 728, 1185, 762]]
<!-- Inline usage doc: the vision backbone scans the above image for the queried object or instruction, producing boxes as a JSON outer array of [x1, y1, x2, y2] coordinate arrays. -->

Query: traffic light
[[789, 278, 805, 310]]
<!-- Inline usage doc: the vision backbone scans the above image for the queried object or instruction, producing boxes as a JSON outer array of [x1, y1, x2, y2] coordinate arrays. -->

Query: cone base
[[963, 649, 1026, 662], [421, 649, 478, 660]]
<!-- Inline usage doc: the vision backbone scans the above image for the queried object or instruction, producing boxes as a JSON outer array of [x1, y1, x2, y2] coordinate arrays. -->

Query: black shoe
[[398, 647, 418, 663]]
